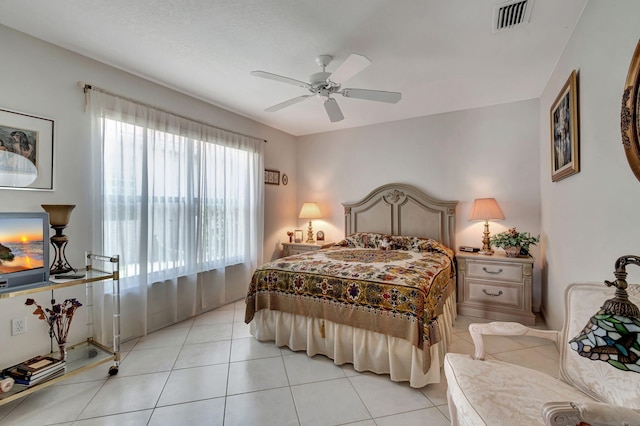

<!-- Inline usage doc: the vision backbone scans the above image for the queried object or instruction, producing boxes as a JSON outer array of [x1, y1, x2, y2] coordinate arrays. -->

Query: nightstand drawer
[[466, 280, 523, 308], [466, 260, 523, 283], [282, 241, 335, 257], [288, 247, 309, 256]]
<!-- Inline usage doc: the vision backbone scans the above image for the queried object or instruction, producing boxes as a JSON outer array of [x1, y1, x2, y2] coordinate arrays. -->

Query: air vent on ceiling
[[493, 0, 534, 32]]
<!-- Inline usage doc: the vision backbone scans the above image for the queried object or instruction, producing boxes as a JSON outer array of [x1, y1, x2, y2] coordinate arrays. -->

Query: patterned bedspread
[[245, 233, 455, 370]]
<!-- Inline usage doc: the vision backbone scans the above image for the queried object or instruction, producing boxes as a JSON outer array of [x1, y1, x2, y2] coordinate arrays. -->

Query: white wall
[[297, 99, 542, 306], [539, 1, 640, 330], [0, 24, 297, 367]]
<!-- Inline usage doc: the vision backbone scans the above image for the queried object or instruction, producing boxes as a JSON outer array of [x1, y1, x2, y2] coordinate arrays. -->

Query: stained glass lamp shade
[[570, 255, 640, 373]]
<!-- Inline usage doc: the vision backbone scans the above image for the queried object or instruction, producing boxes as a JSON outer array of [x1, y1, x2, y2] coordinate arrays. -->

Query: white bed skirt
[[249, 292, 456, 388]]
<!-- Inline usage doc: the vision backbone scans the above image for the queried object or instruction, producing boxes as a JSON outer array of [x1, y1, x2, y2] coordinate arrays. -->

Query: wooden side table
[[456, 251, 535, 325], [281, 241, 335, 257]]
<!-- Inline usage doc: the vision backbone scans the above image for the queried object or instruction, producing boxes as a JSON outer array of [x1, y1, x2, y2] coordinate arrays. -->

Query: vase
[[58, 343, 67, 361], [505, 246, 520, 258]]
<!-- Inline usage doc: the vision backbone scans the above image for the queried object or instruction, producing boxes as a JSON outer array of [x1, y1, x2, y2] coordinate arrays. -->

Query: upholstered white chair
[[444, 280, 640, 426]]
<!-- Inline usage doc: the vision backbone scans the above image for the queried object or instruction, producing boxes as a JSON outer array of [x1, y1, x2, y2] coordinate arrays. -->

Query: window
[[91, 92, 263, 287], [88, 87, 263, 341]]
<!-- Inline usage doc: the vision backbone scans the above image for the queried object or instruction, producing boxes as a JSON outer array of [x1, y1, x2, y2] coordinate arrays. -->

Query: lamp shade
[[570, 255, 640, 373], [41, 204, 76, 226], [299, 202, 321, 219], [468, 198, 505, 221]]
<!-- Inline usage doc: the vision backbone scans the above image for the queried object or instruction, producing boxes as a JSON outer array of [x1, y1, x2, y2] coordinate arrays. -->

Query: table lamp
[[468, 198, 505, 255], [570, 255, 640, 373], [41, 204, 76, 274], [299, 202, 322, 243]]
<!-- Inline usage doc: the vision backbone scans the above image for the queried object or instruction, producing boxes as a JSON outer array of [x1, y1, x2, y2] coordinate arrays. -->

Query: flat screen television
[[0, 212, 50, 292]]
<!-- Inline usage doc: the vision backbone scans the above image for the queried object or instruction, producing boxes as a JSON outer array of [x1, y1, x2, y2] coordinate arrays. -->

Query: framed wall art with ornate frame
[[621, 40, 640, 182], [550, 70, 580, 182], [0, 108, 54, 190]]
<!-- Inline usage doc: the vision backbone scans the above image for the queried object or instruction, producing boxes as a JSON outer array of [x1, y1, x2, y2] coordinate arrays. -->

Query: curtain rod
[[79, 81, 267, 143]]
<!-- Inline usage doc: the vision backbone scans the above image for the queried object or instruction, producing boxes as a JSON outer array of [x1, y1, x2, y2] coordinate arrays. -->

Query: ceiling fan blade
[[340, 88, 402, 104], [328, 53, 372, 84], [264, 95, 312, 112], [250, 70, 311, 89], [323, 98, 344, 122]]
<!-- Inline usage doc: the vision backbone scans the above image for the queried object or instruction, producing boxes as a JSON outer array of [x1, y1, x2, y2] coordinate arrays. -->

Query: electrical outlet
[[11, 317, 26, 336]]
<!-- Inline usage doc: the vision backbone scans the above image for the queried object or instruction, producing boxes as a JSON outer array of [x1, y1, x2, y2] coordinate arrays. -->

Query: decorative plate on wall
[[621, 40, 640, 182]]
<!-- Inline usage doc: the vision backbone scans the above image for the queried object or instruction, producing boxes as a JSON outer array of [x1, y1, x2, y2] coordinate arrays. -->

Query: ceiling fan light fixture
[[317, 89, 331, 100], [310, 72, 332, 88], [251, 52, 402, 122]]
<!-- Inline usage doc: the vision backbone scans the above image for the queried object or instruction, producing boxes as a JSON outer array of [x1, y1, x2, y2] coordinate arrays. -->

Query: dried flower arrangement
[[25, 298, 82, 346]]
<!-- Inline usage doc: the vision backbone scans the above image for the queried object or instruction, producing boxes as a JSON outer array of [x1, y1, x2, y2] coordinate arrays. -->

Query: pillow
[[336, 232, 385, 248], [336, 232, 453, 258], [391, 235, 451, 256]]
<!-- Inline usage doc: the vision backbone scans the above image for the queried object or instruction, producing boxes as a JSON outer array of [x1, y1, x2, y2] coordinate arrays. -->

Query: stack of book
[[2, 355, 66, 386]]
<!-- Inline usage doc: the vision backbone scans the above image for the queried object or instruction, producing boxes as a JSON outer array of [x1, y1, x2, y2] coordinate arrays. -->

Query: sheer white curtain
[[88, 89, 263, 343]]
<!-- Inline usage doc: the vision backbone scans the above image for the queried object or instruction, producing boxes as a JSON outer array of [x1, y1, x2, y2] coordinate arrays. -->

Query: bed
[[245, 183, 458, 387]]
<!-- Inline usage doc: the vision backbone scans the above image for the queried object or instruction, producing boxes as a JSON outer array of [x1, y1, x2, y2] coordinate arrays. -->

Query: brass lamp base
[[306, 220, 315, 244], [481, 220, 494, 255]]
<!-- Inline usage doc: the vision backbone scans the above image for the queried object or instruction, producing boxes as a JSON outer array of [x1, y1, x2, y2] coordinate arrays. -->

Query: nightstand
[[281, 241, 335, 257], [456, 251, 535, 325]]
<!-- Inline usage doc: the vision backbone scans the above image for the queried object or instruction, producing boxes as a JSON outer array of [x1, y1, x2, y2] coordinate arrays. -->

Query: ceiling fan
[[251, 53, 402, 123]]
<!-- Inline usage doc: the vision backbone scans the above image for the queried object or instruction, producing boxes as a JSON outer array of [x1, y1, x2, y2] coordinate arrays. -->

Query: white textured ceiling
[[0, 0, 587, 136]]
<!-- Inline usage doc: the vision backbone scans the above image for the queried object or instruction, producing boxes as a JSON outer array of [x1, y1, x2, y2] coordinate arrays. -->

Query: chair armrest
[[542, 401, 640, 425], [469, 322, 560, 360]]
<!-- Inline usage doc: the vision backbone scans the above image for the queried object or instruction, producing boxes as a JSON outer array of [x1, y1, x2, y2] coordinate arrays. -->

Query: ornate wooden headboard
[[342, 183, 458, 249]]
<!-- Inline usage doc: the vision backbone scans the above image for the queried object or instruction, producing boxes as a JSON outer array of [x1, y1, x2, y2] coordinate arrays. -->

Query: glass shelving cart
[[0, 252, 120, 405]]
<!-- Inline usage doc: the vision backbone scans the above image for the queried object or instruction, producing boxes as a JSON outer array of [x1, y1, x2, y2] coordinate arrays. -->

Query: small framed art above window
[[265, 169, 280, 185]]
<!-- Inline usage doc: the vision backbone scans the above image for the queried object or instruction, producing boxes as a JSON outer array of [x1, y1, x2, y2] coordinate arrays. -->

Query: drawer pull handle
[[482, 267, 503, 275], [482, 289, 503, 297]]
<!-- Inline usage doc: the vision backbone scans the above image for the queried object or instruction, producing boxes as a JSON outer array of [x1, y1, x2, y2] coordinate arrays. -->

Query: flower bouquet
[[25, 297, 82, 360], [489, 227, 539, 257]]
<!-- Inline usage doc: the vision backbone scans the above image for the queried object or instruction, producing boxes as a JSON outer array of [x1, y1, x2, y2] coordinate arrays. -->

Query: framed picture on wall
[[550, 70, 580, 182], [0, 108, 54, 190], [264, 169, 280, 185]]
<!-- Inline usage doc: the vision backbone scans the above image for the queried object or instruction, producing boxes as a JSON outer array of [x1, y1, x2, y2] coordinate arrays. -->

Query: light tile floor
[[0, 301, 559, 425]]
